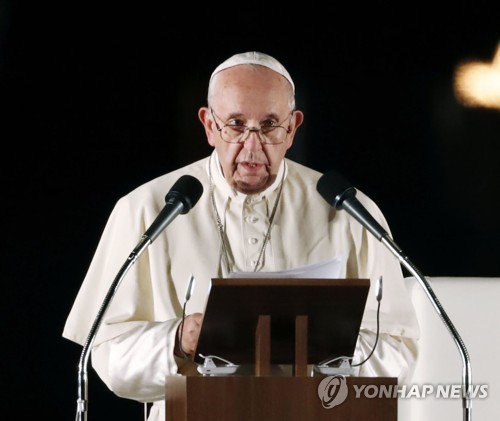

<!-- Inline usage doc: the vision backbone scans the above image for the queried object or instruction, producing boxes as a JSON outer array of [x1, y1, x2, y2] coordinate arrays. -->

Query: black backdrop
[[2, 2, 499, 420]]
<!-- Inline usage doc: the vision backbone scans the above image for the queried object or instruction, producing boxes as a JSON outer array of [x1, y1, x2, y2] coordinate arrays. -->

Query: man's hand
[[177, 312, 203, 358]]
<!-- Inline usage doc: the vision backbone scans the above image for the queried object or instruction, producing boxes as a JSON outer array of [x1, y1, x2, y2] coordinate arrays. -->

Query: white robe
[[63, 151, 420, 420]]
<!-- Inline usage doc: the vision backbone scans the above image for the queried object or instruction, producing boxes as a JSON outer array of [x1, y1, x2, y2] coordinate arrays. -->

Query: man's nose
[[242, 129, 263, 151]]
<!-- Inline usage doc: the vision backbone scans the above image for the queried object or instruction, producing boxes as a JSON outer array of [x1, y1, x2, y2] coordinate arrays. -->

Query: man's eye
[[261, 120, 278, 128], [227, 119, 245, 126], [227, 125, 246, 133]]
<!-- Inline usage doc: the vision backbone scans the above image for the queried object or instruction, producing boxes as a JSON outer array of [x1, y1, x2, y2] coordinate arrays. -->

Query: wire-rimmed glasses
[[210, 108, 293, 145]]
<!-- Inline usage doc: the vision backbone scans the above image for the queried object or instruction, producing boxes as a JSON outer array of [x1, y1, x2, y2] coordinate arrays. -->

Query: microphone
[[316, 169, 473, 421], [143, 174, 204, 243], [75, 174, 203, 421], [316, 169, 387, 241]]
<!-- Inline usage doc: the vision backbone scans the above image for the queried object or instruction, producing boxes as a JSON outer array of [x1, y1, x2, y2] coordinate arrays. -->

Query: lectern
[[165, 278, 398, 420]]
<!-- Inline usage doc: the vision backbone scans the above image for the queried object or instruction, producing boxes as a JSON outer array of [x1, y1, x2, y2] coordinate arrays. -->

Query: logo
[[317, 375, 349, 409]]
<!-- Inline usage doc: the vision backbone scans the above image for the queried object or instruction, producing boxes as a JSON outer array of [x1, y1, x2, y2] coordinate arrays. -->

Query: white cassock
[[63, 150, 420, 420]]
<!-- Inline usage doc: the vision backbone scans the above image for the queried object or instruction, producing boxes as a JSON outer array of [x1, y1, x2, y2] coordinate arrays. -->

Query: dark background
[[2, 2, 499, 420]]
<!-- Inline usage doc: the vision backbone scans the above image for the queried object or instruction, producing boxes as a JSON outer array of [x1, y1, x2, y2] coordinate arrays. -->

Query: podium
[[165, 278, 398, 420]]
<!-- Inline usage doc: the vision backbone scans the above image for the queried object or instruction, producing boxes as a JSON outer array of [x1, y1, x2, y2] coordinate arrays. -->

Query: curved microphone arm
[[380, 234, 472, 421], [76, 235, 152, 421], [73, 175, 203, 420], [316, 169, 472, 420]]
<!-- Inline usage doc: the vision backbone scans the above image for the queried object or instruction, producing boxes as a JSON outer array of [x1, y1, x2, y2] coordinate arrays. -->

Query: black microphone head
[[165, 175, 204, 214], [316, 169, 357, 209]]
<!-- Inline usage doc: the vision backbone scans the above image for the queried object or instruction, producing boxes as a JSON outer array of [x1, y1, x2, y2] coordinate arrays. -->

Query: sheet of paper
[[228, 255, 344, 279]]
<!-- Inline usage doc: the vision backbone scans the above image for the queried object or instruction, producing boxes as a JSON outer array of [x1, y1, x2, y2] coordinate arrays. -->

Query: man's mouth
[[239, 161, 262, 169]]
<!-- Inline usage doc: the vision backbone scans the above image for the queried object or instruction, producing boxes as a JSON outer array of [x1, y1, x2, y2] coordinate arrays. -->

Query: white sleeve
[[352, 329, 419, 385], [90, 319, 186, 402]]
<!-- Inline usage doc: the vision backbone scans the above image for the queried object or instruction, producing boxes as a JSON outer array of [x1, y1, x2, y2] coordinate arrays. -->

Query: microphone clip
[[196, 353, 239, 376], [314, 356, 354, 376]]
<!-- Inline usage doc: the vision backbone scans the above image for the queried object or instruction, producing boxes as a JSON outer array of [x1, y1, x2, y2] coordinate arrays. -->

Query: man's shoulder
[[285, 159, 382, 210], [285, 159, 323, 182], [120, 156, 209, 204]]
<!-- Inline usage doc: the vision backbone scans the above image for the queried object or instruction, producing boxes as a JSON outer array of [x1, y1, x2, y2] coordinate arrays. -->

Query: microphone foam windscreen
[[316, 169, 353, 206], [166, 175, 204, 214]]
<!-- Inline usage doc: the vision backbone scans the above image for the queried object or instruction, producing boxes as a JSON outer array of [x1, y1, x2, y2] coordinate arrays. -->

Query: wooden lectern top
[[195, 278, 370, 367]]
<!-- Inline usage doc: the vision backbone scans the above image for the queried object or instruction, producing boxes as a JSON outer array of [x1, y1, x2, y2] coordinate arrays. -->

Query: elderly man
[[63, 51, 419, 421]]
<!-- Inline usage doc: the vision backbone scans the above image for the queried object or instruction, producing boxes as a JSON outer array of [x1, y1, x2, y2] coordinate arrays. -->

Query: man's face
[[199, 65, 303, 194]]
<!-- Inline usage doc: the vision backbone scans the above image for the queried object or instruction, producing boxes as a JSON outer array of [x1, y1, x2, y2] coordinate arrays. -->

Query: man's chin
[[233, 175, 275, 195], [233, 182, 267, 195]]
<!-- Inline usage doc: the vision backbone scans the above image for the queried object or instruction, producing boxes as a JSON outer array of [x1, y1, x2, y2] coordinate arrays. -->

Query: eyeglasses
[[210, 108, 293, 145]]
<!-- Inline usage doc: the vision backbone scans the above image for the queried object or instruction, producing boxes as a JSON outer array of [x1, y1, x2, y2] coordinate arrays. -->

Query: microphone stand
[[380, 234, 472, 421], [316, 169, 472, 420], [75, 233, 158, 421], [73, 175, 202, 420]]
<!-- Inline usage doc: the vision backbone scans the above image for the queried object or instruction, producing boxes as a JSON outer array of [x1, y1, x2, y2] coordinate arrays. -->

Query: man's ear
[[285, 110, 304, 149], [198, 107, 216, 147]]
